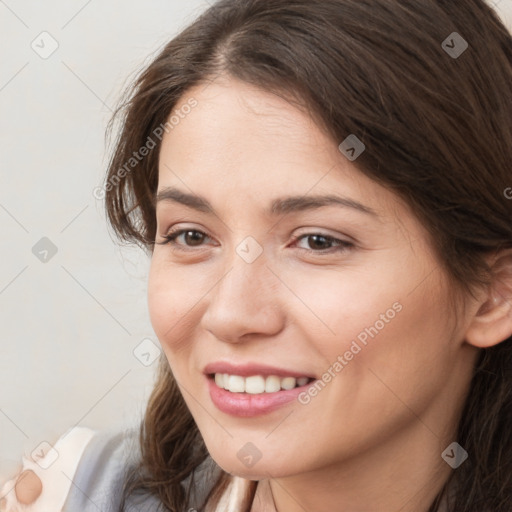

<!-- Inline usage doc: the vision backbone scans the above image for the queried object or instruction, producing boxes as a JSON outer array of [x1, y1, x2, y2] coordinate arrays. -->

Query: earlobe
[[465, 249, 512, 349]]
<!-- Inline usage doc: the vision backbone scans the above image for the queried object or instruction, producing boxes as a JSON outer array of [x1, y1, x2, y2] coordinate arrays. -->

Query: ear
[[465, 248, 512, 348]]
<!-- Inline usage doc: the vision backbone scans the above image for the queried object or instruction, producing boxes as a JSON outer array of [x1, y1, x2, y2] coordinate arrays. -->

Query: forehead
[[161, 76, 332, 167], [156, 76, 407, 228]]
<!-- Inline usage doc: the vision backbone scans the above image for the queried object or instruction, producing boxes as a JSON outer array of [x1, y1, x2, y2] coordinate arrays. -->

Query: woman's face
[[148, 76, 478, 480]]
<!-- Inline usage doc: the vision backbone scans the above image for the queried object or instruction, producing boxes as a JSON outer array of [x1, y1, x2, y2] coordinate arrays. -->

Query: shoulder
[[0, 425, 162, 512], [0, 425, 251, 512], [61, 425, 162, 511]]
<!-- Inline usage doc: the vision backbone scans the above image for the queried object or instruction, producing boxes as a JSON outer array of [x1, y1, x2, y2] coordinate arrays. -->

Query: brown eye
[[293, 233, 353, 254], [181, 230, 206, 246], [157, 228, 212, 249], [306, 235, 333, 250]]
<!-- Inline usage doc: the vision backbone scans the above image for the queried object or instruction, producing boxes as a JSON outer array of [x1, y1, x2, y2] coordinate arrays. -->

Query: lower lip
[[206, 376, 314, 417]]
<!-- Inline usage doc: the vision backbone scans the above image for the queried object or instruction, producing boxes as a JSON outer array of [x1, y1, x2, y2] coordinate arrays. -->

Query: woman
[[2, 0, 512, 510]]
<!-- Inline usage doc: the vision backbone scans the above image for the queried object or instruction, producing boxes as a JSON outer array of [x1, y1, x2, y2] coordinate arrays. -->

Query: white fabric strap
[[0, 427, 96, 512]]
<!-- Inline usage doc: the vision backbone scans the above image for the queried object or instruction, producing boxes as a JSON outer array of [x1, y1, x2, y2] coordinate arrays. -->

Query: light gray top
[[1, 426, 453, 512], [0, 426, 228, 512], [62, 427, 220, 512]]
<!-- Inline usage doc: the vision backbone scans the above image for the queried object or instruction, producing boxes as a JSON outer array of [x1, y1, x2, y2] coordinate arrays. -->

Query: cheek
[[318, 279, 454, 427], [280, 259, 454, 390], [281, 274, 456, 463], [147, 257, 208, 354], [277, 264, 405, 353]]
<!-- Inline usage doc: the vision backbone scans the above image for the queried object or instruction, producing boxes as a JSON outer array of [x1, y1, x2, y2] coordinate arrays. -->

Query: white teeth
[[214, 373, 311, 393], [297, 377, 309, 386], [245, 375, 265, 394], [281, 377, 297, 390], [265, 375, 281, 393], [227, 375, 245, 393], [214, 373, 224, 388]]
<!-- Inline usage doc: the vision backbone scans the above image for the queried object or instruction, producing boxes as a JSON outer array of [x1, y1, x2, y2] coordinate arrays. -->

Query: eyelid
[[291, 228, 353, 242], [289, 232, 354, 253], [156, 224, 355, 255], [158, 226, 214, 245]]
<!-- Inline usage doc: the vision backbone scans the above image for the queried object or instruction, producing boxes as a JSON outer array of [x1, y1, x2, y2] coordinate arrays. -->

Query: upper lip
[[203, 361, 315, 379]]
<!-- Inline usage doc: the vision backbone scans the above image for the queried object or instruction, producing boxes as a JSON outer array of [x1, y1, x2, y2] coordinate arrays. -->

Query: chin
[[209, 453, 294, 480]]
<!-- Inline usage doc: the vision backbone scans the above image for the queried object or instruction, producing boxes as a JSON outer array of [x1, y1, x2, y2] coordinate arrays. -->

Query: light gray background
[[0, 0, 511, 481], [0, 0, 211, 480]]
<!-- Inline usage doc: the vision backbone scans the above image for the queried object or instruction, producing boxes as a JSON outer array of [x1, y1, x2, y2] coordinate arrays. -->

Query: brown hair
[[104, 1, 512, 510]]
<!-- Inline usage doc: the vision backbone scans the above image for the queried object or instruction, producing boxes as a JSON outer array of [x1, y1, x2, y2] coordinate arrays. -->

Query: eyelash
[[156, 228, 353, 255]]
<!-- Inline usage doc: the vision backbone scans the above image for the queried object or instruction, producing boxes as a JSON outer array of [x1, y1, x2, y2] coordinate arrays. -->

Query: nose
[[200, 251, 286, 344]]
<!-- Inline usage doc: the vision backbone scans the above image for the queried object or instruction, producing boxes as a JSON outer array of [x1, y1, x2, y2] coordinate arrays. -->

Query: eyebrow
[[155, 186, 378, 217]]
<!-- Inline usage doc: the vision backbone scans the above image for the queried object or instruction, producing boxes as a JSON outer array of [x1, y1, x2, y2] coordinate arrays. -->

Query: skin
[[14, 470, 42, 505], [147, 75, 508, 512]]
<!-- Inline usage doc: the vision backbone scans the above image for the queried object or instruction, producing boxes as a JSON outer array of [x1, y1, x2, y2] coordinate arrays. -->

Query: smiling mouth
[[209, 373, 315, 394]]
